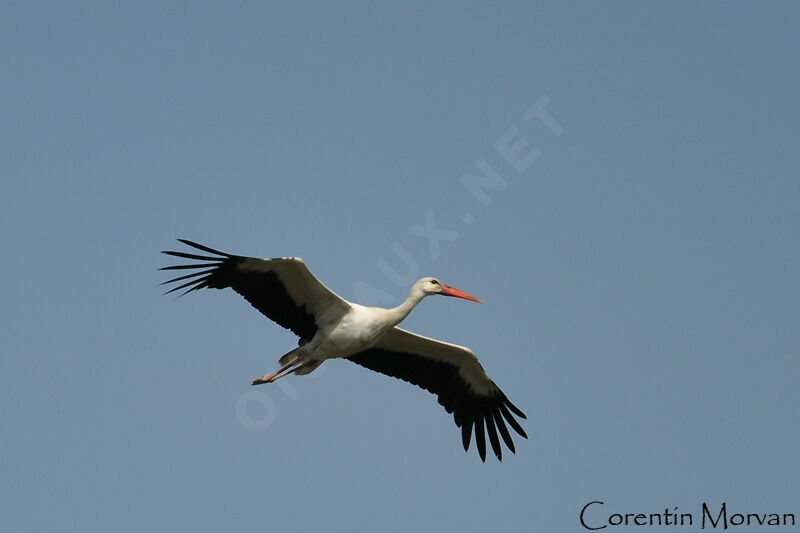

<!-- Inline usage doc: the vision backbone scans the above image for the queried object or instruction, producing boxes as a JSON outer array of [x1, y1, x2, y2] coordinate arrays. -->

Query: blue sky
[[2, 2, 799, 532]]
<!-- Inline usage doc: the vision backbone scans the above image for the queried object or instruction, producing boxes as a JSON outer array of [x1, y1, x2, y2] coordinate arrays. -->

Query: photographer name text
[[581, 501, 796, 530]]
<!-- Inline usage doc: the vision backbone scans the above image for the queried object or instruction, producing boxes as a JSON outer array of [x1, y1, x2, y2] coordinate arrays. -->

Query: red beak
[[440, 285, 483, 303]]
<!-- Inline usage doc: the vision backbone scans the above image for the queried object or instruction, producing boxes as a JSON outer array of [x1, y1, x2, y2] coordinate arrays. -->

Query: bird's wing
[[346, 327, 527, 461], [160, 239, 351, 339]]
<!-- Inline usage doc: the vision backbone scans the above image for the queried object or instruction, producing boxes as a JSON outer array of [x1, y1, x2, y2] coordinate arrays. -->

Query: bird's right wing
[[160, 239, 351, 340]]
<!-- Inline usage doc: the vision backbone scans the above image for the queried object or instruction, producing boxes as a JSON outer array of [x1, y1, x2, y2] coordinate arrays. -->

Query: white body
[[314, 304, 396, 357]]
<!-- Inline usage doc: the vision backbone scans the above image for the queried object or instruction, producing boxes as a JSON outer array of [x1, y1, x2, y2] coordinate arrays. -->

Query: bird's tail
[[294, 359, 322, 375], [279, 346, 303, 366], [279, 338, 310, 365]]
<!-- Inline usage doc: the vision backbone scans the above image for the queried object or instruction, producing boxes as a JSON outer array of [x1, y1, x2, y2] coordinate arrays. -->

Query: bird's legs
[[252, 346, 310, 385], [252, 360, 299, 384]]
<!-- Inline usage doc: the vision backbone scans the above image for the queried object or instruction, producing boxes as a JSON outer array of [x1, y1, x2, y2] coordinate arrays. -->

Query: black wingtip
[[505, 399, 527, 419], [499, 403, 528, 440], [492, 410, 516, 454], [484, 414, 502, 461], [474, 416, 487, 462], [161, 250, 224, 262], [159, 268, 215, 287], [177, 239, 231, 257], [161, 277, 206, 297], [461, 419, 473, 452]]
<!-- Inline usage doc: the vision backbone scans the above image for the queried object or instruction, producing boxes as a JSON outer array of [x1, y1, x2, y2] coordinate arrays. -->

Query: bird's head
[[416, 277, 483, 303]]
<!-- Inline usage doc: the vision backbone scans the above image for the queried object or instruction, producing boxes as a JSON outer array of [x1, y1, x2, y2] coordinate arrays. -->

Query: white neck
[[384, 285, 427, 327]]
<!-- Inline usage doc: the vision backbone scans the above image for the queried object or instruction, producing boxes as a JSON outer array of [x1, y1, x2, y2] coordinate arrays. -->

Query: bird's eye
[[431, 280, 439, 285]]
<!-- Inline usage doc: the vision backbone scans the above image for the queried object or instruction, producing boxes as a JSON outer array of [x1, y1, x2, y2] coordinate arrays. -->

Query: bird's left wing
[[346, 327, 527, 461], [160, 239, 351, 339]]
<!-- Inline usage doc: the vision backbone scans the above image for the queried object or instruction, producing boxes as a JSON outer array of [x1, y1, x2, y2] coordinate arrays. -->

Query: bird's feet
[[252, 374, 275, 386], [252, 354, 305, 386]]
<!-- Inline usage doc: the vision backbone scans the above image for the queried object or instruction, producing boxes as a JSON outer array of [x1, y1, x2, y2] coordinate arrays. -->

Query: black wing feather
[[492, 410, 516, 454], [346, 347, 527, 461], [160, 268, 218, 287], [474, 415, 487, 462], [461, 419, 473, 452], [484, 412, 502, 461]]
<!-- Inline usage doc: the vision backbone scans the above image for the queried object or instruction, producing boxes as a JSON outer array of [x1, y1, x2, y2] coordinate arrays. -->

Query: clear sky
[[2, 2, 799, 532]]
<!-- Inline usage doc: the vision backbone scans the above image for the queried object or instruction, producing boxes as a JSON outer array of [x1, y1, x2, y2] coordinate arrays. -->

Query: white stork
[[161, 239, 527, 461]]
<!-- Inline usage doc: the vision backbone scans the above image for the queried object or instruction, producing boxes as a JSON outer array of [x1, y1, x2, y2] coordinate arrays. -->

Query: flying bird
[[160, 239, 527, 461]]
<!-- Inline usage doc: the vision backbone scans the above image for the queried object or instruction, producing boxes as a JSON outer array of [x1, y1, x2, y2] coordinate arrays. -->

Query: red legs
[[252, 359, 298, 385], [252, 349, 316, 385]]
